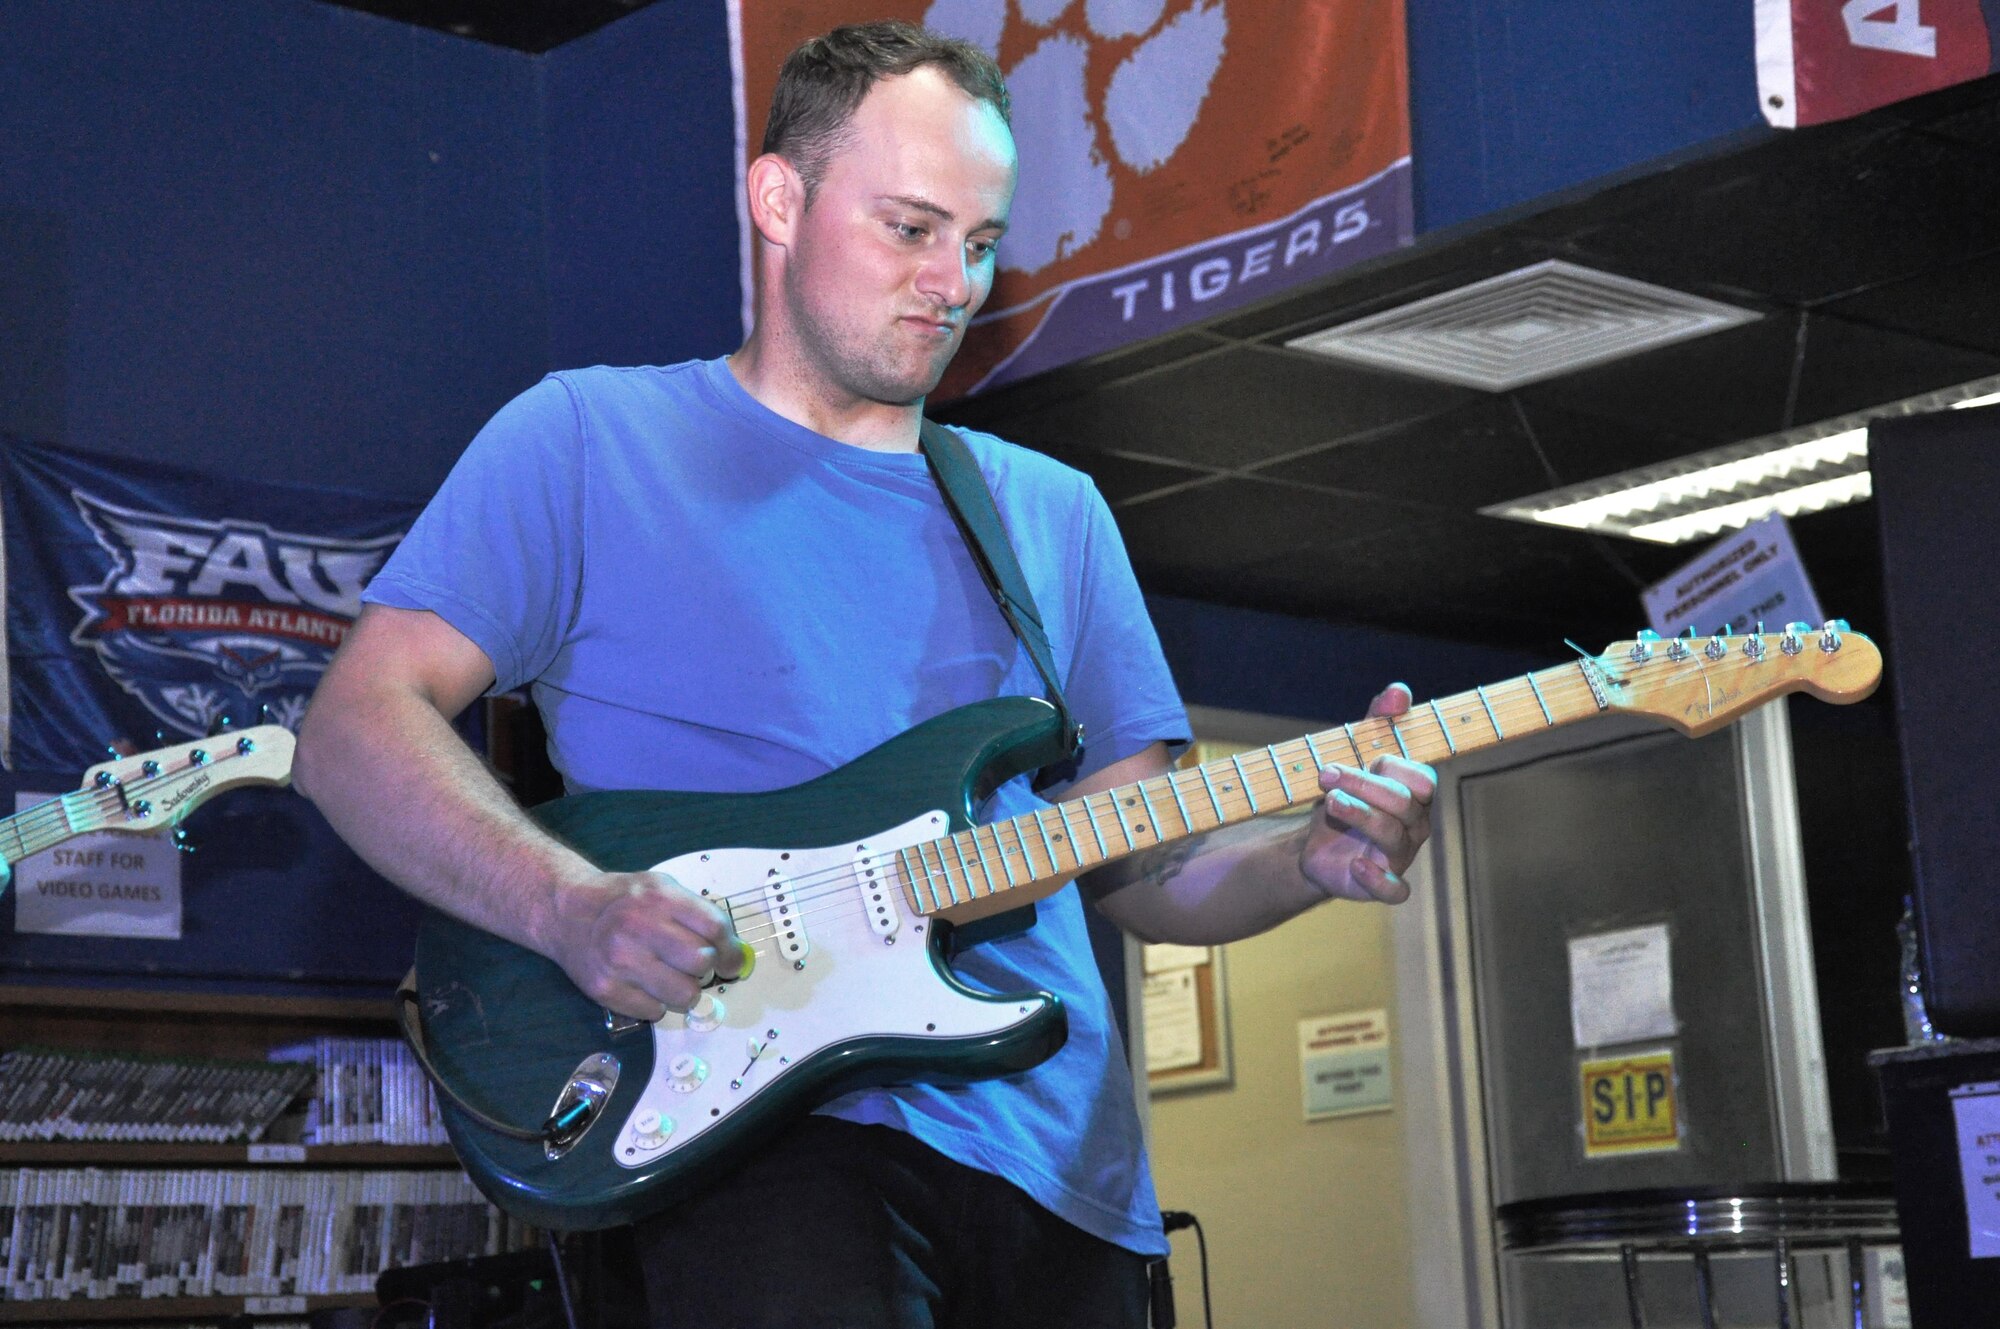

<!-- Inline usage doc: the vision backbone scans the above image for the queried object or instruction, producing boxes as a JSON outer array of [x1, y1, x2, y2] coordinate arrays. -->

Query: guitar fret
[[1270, 745, 1297, 802], [1390, 722, 1411, 760], [1527, 673, 1555, 726], [1342, 722, 1367, 764], [1304, 733, 1329, 773], [1196, 765, 1226, 821], [1103, 792, 1138, 850], [1230, 754, 1260, 813], [1135, 784, 1164, 841], [922, 844, 949, 913], [1431, 700, 1457, 756], [947, 835, 977, 902], [1057, 800, 1099, 865], [987, 824, 1019, 886], [1073, 798, 1109, 860], [1163, 769, 1194, 834], [1030, 810, 1060, 875], [913, 842, 944, 912], [972, 830, 1003, 895], [1477, 684, 1501, 738]]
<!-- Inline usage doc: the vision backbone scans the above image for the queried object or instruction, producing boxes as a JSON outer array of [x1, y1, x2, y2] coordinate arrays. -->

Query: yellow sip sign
[[1581, 1049, 1680, 1158]]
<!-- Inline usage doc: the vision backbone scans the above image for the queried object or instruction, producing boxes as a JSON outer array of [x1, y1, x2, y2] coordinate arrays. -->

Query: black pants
[[633, 1116, 1150, 1328]]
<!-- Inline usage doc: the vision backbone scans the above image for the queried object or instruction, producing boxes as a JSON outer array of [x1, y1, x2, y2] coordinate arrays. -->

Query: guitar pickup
[[854, 843, 901, 940], [764, 870, 808, 965]]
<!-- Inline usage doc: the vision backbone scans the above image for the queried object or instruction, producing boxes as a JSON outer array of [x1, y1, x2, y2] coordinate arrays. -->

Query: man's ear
[[745, 153, 804, 248]]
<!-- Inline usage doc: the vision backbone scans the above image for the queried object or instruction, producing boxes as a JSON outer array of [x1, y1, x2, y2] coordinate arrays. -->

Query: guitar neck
[[0, 726, 296, 871], [0, 787, 131, 865], [898, 657, 1615, 921]]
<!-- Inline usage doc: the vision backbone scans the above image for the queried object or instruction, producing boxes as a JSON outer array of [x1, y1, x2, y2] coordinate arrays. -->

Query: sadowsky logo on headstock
[[64, 489, 402, 739]]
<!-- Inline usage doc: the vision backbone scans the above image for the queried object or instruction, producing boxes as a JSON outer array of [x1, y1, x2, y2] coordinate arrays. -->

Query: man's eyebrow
[[881, 194, 1009, 233]]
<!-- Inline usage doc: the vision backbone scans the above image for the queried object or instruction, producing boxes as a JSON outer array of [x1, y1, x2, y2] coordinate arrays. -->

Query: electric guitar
[[0, 726, 296, 887], [408, 623, 1882, 1230]]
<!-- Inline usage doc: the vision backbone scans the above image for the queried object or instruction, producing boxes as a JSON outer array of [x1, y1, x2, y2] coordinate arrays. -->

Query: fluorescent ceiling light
[[1483, 374, 2000, 544]]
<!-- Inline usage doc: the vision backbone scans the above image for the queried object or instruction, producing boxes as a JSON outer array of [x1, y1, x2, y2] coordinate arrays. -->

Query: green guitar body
[[412, 695, 1074, 1231]]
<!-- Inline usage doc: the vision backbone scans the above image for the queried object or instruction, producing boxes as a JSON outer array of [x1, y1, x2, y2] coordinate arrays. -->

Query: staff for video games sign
[[2, 435, 413, 771]]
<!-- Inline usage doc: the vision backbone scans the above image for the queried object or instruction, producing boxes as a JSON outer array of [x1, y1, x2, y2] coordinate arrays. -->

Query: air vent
[[1285, 260, 1759, 391]]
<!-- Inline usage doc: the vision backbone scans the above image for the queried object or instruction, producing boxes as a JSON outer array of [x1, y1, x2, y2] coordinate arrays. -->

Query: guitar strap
[[917, 417, 1085, 784]]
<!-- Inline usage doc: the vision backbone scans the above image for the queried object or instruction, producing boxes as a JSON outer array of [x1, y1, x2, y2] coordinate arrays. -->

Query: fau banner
[[1757, 0, 1997, 127], [730, 0, 1413, 397], [1, 435, 413, 771]]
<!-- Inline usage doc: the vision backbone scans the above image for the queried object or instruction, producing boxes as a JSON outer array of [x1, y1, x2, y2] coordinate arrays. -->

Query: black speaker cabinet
[[1871, 404, 2000, 1037]]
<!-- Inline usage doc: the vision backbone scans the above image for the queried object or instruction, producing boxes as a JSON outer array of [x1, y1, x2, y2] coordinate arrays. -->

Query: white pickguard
[[609, 810, 1047, 1169]]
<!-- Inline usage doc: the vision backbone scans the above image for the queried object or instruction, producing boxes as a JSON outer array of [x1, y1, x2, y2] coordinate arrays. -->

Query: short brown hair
[[762, 21, 1010, 201]]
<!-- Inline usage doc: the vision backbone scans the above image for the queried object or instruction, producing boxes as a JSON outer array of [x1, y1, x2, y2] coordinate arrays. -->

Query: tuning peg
[[153, 730, 165, 744], [1704, 630, 1728, 661], [1781, 622, 1808, 656], [1629, 629, 1660, 664], [172, 827, 195, 855], [1820, 620, 1846, 653], [207, 714, 235, 736]]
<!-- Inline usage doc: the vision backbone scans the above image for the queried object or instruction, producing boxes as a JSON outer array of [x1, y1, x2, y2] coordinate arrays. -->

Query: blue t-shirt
[[367, 357, 1188, 1254]]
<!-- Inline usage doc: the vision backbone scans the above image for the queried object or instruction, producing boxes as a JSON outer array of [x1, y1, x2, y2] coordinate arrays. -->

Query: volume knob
[[667, 1053, 708, 1094], [685, 992, 724, 1033], [630, 1108, 673, 1150]]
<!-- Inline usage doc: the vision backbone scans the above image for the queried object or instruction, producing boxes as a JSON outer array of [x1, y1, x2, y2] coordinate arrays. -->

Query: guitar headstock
[[79, 725, 296, 828], [1595, 621, 1882, 737]]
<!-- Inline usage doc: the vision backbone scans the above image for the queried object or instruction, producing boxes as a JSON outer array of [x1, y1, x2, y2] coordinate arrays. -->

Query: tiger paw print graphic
[[922, 0, 1229, 276]]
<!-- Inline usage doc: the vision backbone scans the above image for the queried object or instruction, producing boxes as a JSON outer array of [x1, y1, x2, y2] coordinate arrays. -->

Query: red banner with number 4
[[1757, 0, 1996, 128]]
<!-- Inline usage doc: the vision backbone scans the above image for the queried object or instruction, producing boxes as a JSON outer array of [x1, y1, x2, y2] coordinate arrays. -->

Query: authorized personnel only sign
[[1581, 1049, 1681, 1158]]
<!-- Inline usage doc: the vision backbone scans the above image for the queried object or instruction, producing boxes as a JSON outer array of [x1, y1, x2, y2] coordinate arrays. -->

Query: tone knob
[[667, 1053, 708, 1094], [631, 1108, 673, 1150], [685, 992, 724, 1033]]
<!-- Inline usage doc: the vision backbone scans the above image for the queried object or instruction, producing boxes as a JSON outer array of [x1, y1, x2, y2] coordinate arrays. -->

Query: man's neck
[[726, 342, 924, 453]]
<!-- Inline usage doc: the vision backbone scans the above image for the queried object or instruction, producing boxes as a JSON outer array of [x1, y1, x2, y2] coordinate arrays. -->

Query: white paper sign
[[1298, 1009, 1392, 1120], [1143, 967, 1203, 1073], [10, 792, 183, 939], [1569, 924, 1677, 1049], [1143, 942, 1210, 974], [1641, 512, 1824, 639], [1951, 1082, 2000, 1259]]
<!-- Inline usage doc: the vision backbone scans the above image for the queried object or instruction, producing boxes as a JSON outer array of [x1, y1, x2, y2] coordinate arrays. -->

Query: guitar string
[[714, 670, 1634, 950], [0, 746, 271, 860], [713, 646, 1790, 950]]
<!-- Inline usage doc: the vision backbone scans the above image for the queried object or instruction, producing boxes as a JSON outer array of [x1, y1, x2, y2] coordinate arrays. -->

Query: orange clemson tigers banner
[[729, 0, 1413, 398]]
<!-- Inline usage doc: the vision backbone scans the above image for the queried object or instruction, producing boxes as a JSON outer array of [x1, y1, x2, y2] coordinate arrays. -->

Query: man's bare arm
[[1075, 687, 1436, 945], [293, 603, 743, 1019]]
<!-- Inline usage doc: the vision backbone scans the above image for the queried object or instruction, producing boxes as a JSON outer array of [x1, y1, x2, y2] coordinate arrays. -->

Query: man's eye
[[969, 238, 1000, 260], [891, 222, 925, 241]]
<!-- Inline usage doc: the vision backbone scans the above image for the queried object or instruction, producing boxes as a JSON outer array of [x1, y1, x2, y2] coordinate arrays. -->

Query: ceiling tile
[[1560, 128, 2000, 304], [1034, 445, 1217, 507], [1250, 398, 1555, 510], [941, 332, 1223, 424], [1817, 249, 2000, 357], [1517, 314, 2000, 446], [1110, 477, 1425, 580], [998, 346, 1479, 470]]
